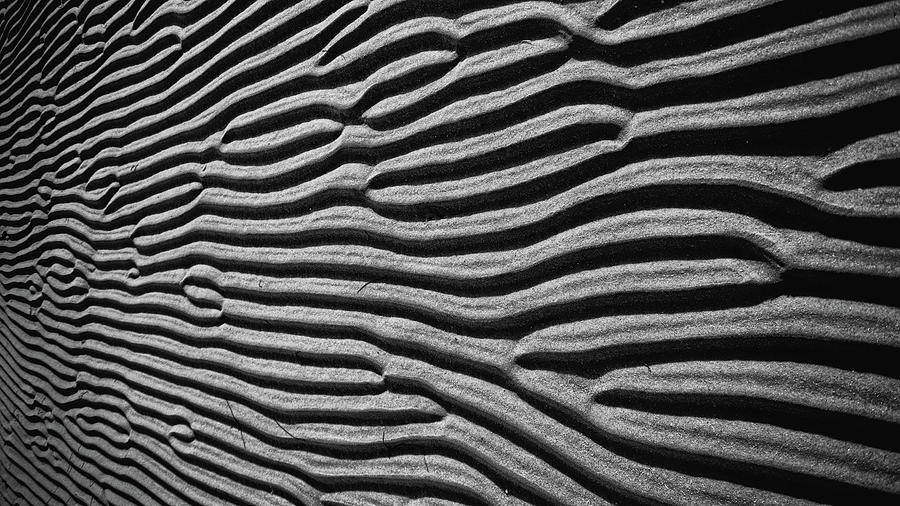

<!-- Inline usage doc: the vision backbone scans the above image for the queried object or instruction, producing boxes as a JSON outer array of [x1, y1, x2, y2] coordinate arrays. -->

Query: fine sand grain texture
[[2, 0, 900, 504]]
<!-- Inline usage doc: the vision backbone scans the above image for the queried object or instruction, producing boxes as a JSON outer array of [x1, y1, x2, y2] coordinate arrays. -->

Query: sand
[[1, 0, 899, 504]]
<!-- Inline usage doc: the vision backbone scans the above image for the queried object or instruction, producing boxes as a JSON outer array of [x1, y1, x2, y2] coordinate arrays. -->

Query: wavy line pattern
[[2, 0, 900, 504]]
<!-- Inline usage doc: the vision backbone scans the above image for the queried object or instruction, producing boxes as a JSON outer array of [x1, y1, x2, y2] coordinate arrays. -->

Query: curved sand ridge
[[2, 0, 900, 504]]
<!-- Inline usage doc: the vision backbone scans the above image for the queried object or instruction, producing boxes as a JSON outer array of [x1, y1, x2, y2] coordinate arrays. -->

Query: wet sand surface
[[1, 1, 900, 504]]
